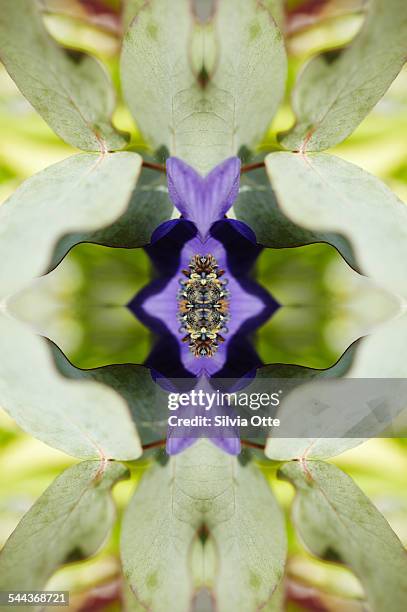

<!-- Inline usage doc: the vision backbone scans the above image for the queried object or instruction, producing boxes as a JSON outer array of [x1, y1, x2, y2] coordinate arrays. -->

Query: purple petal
[[140, 236, 223, 342], [212, 436, 241, 455], [166, 157, 241, 238], [150, 219, 182, 243], [166, 397, 201, 456], [182, 235, 225, 262], [220, 219, 257, 243], [142, 275, 180, 336], [166, 157, 203, 224], [177, 236, 263, 375], [210, 219, 262, 275], [194, 238, 264, 337], [166, 435, 196, 455], [180, 342, 227, 376], [166, 376, 241, 456], [201, 158, 241, 236], [139, 234, 267, 377], [227, 276, 264, 336], [146, 219, 197, 276]]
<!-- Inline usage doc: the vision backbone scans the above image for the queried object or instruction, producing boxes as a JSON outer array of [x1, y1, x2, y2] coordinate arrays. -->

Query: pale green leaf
[[210, 455, 286, 611], [263, 310, 407, 462], [0, 152, 142, 300], [260, 577, 285, 612], [50, 164, 173, 267], [280, 460, 407, 611], [121, 458, 197, 612], [235, 164, 356, 268], [123, 0, 146, 32], [121, 442, 286, 612], [279, 0, 407, 151], [211, 0, 287, 153], [265, 152, 407, 300], [0, 0, 128, 151], [348, 311, 407, 377], [257, 346, 365, 461], [267, 438, 365, 462], [121, 0, 286, 173], [262, 346, 366, 460], [123, 578, 147, 612], [50, 346, 166, 447], [121, 1, 203, 163], [264, 0, 285, 30], [0, 461, 127, 599], [0, 314, 142, 459]]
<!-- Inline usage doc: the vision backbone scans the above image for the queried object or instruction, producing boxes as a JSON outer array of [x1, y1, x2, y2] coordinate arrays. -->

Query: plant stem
[[142, 160, 167, 173], [142, 439, 166, 450], [240, 161, 265, 174]]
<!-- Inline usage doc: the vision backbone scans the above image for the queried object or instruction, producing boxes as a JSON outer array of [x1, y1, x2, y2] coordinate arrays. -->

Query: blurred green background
[[0, 1, 406, 609]]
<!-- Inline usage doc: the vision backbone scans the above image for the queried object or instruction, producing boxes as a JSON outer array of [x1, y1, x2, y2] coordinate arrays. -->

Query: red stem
[[142, 439, 166, 451], [241, 440, 265, 450], [142, 160, 167, 173], [240, 161, 265, 174]]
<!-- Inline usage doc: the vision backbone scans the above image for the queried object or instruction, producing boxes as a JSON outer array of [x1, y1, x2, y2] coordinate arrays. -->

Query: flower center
[[178, 254, 230, 358]]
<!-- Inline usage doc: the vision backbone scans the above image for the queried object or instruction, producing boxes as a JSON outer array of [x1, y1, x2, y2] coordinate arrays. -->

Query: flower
[[129, 157, 279, 380], [128, 157, 279, 455]]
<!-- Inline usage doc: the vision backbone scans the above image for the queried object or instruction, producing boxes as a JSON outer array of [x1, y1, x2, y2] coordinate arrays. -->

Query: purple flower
[[128, 157, 279, 455], [166, 157, 241, 239], [166, 375, 241, 456]]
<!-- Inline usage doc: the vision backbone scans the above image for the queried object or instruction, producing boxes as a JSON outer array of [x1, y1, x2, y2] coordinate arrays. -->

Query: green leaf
[[264, 152, 407, 299], [267, 438, 365, 462], [348, 311, 407, 377], [261, 345, 366, 460], [279, 460, 407, 611], [50, 164, 172, 267], [211, 0, 287, 154], [121, 459, 198, 612], [279, 0, 407, 151], [121, 0, 286, 172], [123, 0, 147, 32], [257, 314, 407, 461], [0, 461, 127, 599], [0, 152, 142, 300], [235, 165, 357, 268], [261, 577, 285, 612], [121, 0, 203, 164], [50, 346, 166, 447], [0, 0, 128, 152], [209, 455, 286, 611], [264, 0, 285, 30], [122, 442, 286, 611], [0, 314, 142, 459]]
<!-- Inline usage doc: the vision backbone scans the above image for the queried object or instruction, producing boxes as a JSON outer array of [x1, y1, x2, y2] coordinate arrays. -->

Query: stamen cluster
[[178, 255, 230, 357]]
